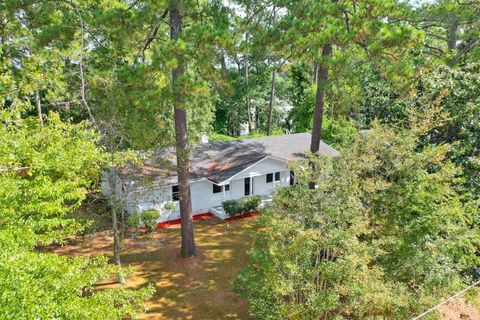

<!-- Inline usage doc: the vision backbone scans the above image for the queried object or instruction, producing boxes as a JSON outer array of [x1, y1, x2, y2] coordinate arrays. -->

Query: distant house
[[103, 133, 339, 222]]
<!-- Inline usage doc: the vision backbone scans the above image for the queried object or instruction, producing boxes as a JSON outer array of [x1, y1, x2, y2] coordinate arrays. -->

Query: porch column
[[223, 185, 226, 201]]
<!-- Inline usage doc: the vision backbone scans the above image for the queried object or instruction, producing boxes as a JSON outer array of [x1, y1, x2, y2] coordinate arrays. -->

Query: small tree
[[0, 112, 153, 319], [128, 209, 161, 233]]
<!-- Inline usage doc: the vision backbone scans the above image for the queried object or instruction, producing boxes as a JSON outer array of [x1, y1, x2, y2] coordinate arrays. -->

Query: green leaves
[[0, 243, 154, 320], [236, 119, 479, 319], [0, 111, 153, 319]]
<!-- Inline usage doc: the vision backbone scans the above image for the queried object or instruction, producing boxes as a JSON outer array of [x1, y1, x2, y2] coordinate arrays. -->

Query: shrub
[[164, 202, 176, 211], [127, 209, 160, 232], [127, 214, 140, 230], [223, 195, 262, 217]]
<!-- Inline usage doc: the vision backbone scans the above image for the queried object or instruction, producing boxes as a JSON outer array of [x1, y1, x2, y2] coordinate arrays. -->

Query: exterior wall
[[124, 157, 293, 222], [125, 179, 233, 222], [124, 186, 173, 221], [229, 178, 244, 200], [280, 170, 290, 186], [233, 157, 288, 180], [100, 170, 124, 200], [231, 157, 290, 197], [251, 169, 290, 196]]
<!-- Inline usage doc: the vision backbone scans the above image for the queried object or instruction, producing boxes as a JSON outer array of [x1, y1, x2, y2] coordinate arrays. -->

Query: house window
[[172, 185, 180, 201], [275, 172, 280, 181], [225, 184, 230, 191], [213, 184, 222, 194], [244, 177, 250, 196], [266, 173, 273, 183]]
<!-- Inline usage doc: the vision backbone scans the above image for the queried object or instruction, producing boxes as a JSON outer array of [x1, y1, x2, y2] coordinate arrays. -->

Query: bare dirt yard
[[54, 216, 256, 319], [53, 216, 480, 320]]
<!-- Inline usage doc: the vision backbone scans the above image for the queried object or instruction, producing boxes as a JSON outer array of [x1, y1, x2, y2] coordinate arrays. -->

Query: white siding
[[229, 178, 244, 200], [125, 186, 173, 221], [123, 157, 293, 222], [125, 179, 234, 222], [233, 157, 287, 180]]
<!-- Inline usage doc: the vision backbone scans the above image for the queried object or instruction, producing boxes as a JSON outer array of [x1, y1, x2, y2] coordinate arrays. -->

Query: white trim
[[217, 155, 288, 186]]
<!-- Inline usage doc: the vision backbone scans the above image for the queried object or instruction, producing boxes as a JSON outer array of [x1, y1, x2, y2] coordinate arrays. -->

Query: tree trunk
[[245, 33, 252, 133], [245, 61, 252, 133], [112, 204, 125, 284], [108, 167, 125, 284], [170, 2, 196, 257], [312, 63, 319, 84], [267, 68, 276, 135], [310, 44, 332, 154], [309, 43, 332, 190], [447, 13, 458, 51], [35, 90, 43, 125]]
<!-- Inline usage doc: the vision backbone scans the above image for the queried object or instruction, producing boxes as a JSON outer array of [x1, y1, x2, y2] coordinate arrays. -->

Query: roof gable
[[120, 133, 339, 189]]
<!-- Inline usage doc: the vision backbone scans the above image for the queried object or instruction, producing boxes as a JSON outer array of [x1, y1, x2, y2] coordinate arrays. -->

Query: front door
[[244, 177, 251, 196]]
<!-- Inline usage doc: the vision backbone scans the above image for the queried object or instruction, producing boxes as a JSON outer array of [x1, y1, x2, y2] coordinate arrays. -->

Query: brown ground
[[439, 299, 480, 320], [54, 217, 255, 320], [53, 216, 480, 320]]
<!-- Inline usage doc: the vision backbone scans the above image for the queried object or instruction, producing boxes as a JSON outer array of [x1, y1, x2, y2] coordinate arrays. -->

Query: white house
[[103, 133, 339, 222]]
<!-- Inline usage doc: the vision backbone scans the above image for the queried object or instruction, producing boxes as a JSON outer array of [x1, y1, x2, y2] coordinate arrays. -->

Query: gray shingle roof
[[120, 133, 339, 190]]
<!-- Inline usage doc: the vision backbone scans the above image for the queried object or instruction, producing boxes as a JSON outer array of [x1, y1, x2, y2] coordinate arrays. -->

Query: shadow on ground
[[54, 216, 257, 320]]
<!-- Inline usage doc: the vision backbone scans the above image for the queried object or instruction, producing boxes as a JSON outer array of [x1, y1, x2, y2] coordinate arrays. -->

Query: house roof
[[119, 133, 339, 191]]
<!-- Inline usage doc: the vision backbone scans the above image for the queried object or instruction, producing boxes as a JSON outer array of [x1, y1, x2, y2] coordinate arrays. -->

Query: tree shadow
[[55, 216, 257, 319]]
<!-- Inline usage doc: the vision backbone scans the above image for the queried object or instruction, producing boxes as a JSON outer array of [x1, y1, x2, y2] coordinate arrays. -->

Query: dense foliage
[[0, 112, 153, 319], [223, 195, 263, 217], [1, 0, 479, 317], [235, 118, 480, 319], [127, 209, 161, 232], [362, 64, 480, 199]]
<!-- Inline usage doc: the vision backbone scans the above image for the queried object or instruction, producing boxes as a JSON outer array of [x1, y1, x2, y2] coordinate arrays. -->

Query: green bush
[[127, 214, 140, 230], [127, 209, 160, 231], [164, 202, 176, 210], [223, 195, 262, 217]]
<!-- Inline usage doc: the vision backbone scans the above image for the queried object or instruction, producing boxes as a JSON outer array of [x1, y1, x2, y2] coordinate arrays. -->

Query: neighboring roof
[[119, 133, 339, 191]]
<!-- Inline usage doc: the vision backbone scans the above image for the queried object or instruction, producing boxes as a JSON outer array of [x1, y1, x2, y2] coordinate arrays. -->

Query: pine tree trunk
[[309, 44, 332, 190], [267, 68, 276, 135], [310, 44, 332, 154], [245, 56, 252, 133], [447, 13, 458, 51], [35, 90, 43, 125], [170, 2, 196, 257]]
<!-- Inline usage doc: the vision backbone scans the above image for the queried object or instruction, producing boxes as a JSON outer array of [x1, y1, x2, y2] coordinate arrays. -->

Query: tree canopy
[[1, 0, 479, 318]]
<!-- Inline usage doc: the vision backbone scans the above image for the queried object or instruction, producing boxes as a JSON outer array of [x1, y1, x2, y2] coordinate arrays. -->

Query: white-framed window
[[275, 172, 280, 181], [213, 184, 222, 193], [266, 173, 273, 183]]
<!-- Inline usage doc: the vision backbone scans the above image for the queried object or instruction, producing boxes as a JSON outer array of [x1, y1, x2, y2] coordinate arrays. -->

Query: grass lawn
[[54, 216, 257, 320], [53, 215, 480, 320]]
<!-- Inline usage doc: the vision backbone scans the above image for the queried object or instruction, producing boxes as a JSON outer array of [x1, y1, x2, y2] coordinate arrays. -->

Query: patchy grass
[[54, 217, 257, 320]]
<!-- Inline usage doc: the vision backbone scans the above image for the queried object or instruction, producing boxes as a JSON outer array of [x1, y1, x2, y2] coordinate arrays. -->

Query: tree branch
[[136, 9, 169, 62]]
